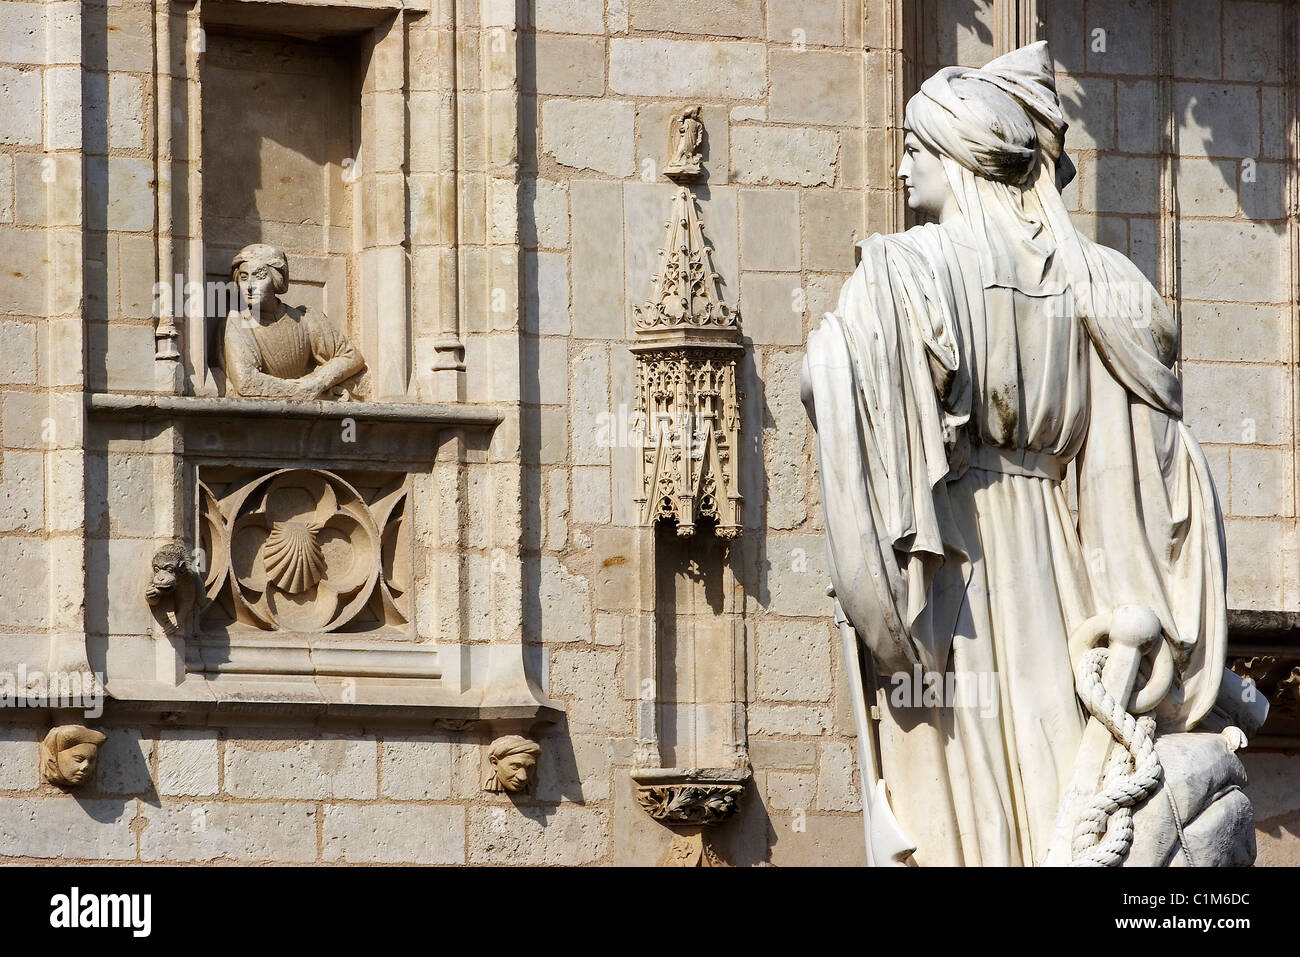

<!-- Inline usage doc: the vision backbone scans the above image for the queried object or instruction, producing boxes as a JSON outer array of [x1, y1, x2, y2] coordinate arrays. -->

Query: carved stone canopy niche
[[631, 186, 743, 539]]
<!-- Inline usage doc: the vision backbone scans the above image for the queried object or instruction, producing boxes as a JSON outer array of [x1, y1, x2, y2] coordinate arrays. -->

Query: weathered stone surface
[[224, 736, 378, 800], [140, 802, 318, 863], [767, 0, 844, 47], [323, 804, 465, 864], [533, 0, 604, 34], [521, 179, 569, 249], [765, 770, 816, 810], [739, 189, 800, 271], [538, 556, 593, 643], [757, 619, 832, 702], [816, 741, 861, 812], [610, 39, 766, 99], [762, 350, 810, 529], [157, 731, 220, 797], [741, 272, 803, 345], [542, 99, 635, 177], [528, 34, 605, 97], [769, 51, 862, 126], [467, 805, 607, 864], [802, 189, 863, 271], [631, 0, 763, 38], [380, 736, 453, 800], [96, 728, 152, 796], [570, 179, 625, 338], [731, 127, 837, 186], [0, 729, 40, 791], [0, 799, 136, 860], [750, 738, 817, 769], [0, 68, 41, 146]]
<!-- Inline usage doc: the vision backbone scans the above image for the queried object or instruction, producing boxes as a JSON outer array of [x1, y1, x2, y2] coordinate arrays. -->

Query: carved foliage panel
[[199, 467, 410, 634]]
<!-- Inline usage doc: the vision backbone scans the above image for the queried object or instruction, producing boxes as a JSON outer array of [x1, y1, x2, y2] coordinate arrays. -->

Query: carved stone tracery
[[199, 467, 409, 634], [632, 186, 743, 539]]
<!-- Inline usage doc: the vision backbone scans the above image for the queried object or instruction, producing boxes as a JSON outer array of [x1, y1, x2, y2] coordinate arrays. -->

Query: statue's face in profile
[[236, 262, 276, 313], [494, 752, 536, 792], [57, 743, 98, 786], [898, 131, 951, 219]]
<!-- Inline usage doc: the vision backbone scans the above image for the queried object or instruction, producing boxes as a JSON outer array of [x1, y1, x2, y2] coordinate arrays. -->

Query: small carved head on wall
[[146, 542, 197, 636], [484, 735, 540, 795], [40, 725, 107, 789]]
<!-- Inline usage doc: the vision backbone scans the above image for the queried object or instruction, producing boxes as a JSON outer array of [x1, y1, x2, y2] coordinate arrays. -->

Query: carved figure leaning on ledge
[[223, 243, 365, 400], [802, 42, 1260, 867], [40, 725, 106, 789]]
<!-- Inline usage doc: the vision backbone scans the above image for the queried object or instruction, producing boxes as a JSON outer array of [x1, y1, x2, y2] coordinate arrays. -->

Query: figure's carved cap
[[231, 242, 290, 294]]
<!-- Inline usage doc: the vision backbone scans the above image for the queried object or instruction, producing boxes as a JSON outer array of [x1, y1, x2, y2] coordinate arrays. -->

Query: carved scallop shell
[[263, 521, 324, 594]]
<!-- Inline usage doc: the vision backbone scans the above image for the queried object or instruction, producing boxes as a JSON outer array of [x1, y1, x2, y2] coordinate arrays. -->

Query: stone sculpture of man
[[484, 735, 540, 794], [223, 243, 365, 400], [802, 42, 1257, 866]]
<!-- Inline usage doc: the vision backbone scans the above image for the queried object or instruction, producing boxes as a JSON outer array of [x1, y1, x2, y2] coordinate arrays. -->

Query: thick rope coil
[[1070, 646, 1162, 867]]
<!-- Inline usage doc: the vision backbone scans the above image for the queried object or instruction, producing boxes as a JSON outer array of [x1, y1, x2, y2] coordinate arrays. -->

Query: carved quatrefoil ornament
[[200, 469, 407, 633]]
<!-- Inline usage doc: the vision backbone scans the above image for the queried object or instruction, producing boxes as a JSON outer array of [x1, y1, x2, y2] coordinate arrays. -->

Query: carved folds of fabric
[[199, 468, 409, 633]]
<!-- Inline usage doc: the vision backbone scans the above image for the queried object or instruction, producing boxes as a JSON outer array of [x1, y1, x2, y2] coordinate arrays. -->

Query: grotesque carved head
[[146, 542, 191, 607], [40, 725, 107, 789], [484, 735, 540, 794], [231, 243, 290, 312]]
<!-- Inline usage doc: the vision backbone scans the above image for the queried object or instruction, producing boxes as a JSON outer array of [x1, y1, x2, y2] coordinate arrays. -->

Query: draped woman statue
[[801, 42, 1260, 866]]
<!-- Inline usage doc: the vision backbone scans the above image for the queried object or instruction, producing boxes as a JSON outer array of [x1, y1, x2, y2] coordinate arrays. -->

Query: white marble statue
[[802, 42, 1260, 867]]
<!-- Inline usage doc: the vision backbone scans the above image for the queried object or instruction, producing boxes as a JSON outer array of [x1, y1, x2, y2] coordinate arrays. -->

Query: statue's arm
[[305, 312, 366, 395]]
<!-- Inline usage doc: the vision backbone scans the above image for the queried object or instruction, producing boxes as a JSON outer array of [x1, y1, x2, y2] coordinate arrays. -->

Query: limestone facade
[[0, 0, 1296, 865]]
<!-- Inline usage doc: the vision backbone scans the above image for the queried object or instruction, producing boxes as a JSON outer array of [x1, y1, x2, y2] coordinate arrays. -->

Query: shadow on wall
[[918, 0, 1290, 292]]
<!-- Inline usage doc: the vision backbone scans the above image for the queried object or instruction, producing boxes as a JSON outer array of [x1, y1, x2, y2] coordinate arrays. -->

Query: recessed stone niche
[[200, 28, 357, 395], [161, 0, 420, 401], [79, 0, 548, 724]]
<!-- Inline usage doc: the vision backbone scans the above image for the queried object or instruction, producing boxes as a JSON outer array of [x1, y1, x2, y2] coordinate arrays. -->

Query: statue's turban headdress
[[905, 40, 1072, 188]]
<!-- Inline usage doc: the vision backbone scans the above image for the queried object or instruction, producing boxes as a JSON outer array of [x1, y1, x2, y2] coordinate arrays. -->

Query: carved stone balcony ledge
[[631, 766, 750, 826], [87, 393, 506, 429], [97, 639, 562, 725]]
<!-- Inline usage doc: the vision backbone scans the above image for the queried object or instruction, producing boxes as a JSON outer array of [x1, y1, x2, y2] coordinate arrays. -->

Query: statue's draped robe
[[803, 196, 1227, 865]]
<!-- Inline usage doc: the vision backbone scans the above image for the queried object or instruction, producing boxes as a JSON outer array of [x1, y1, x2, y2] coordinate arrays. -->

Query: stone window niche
[[177, 0, 417, 402], [199, 28, 359, 397]]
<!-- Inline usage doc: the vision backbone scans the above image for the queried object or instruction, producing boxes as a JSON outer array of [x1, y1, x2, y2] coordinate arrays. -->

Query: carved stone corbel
[[631, 766, 749, 866], [631, 184, 743, 539]]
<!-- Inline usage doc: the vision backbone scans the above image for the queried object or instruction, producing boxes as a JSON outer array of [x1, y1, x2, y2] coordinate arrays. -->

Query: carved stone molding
[[660, 828, 727, 867], [631, 767, 749, 826], [631, 185, 743, 538], [1231, 655, 1300, 718]]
